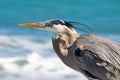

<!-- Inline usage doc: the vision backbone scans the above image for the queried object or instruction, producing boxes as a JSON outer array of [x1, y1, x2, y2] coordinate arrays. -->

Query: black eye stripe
[[45, 22, 53, 27], [51, 20, 65, 25], [45, 20, 74, 28]]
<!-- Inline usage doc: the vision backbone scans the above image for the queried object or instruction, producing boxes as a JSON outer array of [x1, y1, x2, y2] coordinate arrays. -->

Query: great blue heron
[[19, 19, 120, 80]]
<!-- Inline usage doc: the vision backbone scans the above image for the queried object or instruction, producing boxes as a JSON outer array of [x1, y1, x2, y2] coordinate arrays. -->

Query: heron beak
[[19, 22, 46, 30]]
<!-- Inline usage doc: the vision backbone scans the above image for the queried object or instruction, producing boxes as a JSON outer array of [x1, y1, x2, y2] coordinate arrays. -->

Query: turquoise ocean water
[[0, 0, 120, 80]]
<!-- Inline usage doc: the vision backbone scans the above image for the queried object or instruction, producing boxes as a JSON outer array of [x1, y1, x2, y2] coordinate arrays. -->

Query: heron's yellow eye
[[49, 22, 53, 27], [45, 22, 53, 27]]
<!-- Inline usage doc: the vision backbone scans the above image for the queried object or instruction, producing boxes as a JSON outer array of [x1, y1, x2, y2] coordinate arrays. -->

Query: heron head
[[19, 20, 76, 33]]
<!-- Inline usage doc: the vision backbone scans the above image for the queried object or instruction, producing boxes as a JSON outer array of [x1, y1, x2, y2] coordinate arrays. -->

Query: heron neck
[[62, 29, 80, 48]]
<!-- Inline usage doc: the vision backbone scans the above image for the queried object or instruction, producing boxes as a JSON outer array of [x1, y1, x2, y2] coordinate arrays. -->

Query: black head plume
[[64, 21, 92, 33]]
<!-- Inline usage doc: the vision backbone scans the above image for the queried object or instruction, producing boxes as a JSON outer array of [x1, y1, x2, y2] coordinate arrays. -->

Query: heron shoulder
[[72, 34, 120, 79], [76, 34, 120, 66]]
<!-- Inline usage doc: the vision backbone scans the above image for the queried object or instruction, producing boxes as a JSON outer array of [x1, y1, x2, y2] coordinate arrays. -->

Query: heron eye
[[45, 22, 53, 27], [49, 23, 53, 27]]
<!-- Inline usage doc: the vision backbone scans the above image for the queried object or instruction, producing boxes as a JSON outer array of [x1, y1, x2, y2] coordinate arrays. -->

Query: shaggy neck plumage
[[56, 27, 80, 56]]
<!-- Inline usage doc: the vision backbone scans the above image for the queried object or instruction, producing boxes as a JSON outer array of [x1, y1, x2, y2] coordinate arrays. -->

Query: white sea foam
[[0, 52, 88, 80], [0, 35, 53, 57]]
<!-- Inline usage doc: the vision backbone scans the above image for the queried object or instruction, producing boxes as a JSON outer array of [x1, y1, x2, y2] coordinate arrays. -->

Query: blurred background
[[0, 0, 120, 80]]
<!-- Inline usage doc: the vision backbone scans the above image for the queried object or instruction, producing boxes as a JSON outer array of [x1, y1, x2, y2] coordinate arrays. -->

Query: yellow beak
[[19, 22, 46, 29]]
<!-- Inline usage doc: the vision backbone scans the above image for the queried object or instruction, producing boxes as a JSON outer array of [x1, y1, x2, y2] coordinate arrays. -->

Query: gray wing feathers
[[77, 34, 120, 70]]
